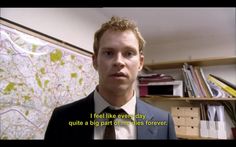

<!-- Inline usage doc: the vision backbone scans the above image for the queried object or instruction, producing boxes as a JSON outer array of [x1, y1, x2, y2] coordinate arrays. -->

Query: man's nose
[[113, 53, 125, 68]]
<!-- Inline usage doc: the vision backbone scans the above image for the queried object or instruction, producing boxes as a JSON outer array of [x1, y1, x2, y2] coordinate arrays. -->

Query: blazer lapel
[[81, 92, 95, 139], [136, 99, 159, 139]]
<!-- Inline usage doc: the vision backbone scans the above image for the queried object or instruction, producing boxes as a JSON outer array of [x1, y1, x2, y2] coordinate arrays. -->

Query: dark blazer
[[44, 91, 176, 140]]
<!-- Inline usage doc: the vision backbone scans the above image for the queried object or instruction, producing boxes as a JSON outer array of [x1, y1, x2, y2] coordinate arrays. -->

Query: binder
[[208, 75, 236, 97], [209, 74, 236, 90]]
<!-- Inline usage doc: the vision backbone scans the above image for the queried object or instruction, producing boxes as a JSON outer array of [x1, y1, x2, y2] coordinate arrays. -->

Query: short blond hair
[[93, 16, 145, 55]]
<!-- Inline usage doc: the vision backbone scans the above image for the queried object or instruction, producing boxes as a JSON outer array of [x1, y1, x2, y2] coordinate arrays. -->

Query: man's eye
[[125, 51, 135, 57], [104, 51, 113, 56]]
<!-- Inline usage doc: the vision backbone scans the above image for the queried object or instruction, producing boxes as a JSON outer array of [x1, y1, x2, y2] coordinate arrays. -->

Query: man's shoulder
[[137, 98, 170, 117], [53, 92, 94, 115]]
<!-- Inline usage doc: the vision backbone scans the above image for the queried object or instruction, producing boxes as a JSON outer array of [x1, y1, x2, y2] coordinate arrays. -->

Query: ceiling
[[95, 8, 235, 48]]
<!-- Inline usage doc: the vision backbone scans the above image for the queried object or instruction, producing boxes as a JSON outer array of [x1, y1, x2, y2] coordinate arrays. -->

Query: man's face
[[93, 30, 144, 92]]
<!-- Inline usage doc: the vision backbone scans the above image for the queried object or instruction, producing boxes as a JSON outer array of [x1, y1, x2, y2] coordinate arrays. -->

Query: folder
[[208, 75, 236, 97]]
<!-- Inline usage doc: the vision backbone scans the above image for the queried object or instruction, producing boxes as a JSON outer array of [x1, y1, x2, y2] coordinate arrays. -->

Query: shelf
[[142, 56, 236, 139], [177, 135, 223, 140], [144, 56, 236, 70], [141, 96, 236, 101]]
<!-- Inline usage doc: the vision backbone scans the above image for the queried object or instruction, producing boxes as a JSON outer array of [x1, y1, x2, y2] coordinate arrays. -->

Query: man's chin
[[108, 84, 131, 92]]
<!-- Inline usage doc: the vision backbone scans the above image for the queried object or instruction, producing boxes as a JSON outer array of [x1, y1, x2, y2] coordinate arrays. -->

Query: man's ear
[[138, 54, 144, 71], [92, 54, 98, 70]]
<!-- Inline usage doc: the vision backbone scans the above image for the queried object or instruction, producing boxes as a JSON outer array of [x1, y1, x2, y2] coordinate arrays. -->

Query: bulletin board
[[0, 18, 98, 139]]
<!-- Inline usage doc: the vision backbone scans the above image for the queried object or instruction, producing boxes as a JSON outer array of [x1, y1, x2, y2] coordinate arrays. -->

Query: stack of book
[[182, 63, 236, 98], [182, 63, 213, 98]]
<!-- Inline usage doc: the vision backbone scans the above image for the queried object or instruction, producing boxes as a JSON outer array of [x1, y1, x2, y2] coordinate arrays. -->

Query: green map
[[0, 24, 98, 139]]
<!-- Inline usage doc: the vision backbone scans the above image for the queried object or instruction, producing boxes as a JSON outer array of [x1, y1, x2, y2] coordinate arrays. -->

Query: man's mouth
[[110, 72, 127, 78]]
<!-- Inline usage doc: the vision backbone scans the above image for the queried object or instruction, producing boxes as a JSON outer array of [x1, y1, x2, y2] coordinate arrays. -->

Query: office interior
[[0, 8, 235, 139]]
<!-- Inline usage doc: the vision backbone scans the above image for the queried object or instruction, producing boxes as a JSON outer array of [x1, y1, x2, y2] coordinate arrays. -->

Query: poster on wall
[[0, 19, 98, 139]]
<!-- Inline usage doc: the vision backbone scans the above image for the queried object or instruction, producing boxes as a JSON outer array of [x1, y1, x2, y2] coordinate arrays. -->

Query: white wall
[[144, 36, 236, 64], [143, 8, 236, 64], [143, 16, 236, 83], [1, 8, 108, 52]]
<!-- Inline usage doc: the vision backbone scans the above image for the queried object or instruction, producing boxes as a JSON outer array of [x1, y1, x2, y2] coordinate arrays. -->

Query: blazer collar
[[83, 91, 95, 139], [136, 99, 159, 139]]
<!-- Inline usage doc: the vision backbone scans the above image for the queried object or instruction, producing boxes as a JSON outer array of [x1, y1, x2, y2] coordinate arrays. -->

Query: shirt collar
[[94, 88, 136, 121]]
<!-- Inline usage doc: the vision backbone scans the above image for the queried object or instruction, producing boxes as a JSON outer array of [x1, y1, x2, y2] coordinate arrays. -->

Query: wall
[[144, 37, 236, 64], [143, 8, 236, 64], [1, 8, 108, 52], [143, 25, 236, 83]]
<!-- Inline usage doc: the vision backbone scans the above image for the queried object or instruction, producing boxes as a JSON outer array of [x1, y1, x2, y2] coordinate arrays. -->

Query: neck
[[98, 86, 134, 107]]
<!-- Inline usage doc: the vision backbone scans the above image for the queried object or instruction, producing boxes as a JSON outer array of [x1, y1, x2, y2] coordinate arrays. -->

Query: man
[[44, 16, 176, 140]]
